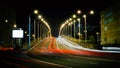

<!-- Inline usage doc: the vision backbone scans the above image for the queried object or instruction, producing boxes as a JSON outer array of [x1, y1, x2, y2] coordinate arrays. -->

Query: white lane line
[[31, 57, 71, 68]]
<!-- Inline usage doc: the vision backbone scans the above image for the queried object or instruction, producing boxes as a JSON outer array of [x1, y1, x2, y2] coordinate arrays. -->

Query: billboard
[[12, 30, 24, 38]]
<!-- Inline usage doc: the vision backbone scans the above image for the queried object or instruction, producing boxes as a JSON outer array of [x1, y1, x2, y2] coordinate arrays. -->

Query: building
[[100, 4, 120, 46]]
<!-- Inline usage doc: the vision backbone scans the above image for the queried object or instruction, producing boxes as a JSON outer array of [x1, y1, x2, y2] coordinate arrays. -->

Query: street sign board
[[12, 29, 24, 38]]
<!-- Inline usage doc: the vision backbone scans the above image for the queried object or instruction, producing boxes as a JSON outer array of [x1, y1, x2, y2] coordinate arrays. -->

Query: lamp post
[[96, 32, 100, 44], [71, 22, 73, 38], [77, 18, 80, 43], [83, 14, 87, 43], [13, 24, 17, 28], [34, 20, 36, 42], [5, 19, 8, 23], [73, 20, 76, 40], [37, 22, 39, 41], [28, 15, 31, 49], [83, 10, 94, 45], [73, 14, 76, 40], [28, 10, 38, 49]]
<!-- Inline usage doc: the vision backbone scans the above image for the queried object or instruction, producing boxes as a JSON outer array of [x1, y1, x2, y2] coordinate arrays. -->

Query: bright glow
[[77, 10, 81, 14], [5, 19, 8, 23], [77, 18, 80, 22], [25, 31, 27, 34], [83, 14, 86, 18], [73, 14, 76, 18], [14, 24, 17, 28], [66, 20, 69, 23], [57, 37, 120, 53], [90, 10, 94, 14], [96, 32, 99, 34], [34, 10, 38, 14], [78, 32, 81, 36], [12, 30, 24, 38], [69, 18, 72, 21], [68, 23, 71, 25], [73, 20, 76, 23], [38, 15, 42, 19], [71, 22, 73, 24], [41, 18, 44, 21], [32, 34, 35, 37], [27, 34, 29, 36], [78, 24, 80, 27]]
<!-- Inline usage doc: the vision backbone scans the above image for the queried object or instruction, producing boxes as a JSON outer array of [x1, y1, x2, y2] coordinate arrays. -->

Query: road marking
[[30, 56, 71, 68]]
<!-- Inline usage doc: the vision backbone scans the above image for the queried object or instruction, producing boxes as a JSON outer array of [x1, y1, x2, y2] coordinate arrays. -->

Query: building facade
[[100, 4, 120, 46]]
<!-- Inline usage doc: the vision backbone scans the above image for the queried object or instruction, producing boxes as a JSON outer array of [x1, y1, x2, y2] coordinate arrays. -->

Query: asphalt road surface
[[0, 37, 120, 68]]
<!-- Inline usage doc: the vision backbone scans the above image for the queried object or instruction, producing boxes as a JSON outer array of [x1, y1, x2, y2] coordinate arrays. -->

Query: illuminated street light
[[28, 9, 39, 49], [73, 14, 77, 18], [83, 14, 87, 43], [38, 15, 42, 19], [32, 34, 35, 37], [34, 10, 38, 14], [37, 22, 39, 41], [96, 32, 100, 44], [90, 10, 94, 15], [69, 18, 72, 21], [77, 18, 80, 43], [25, 31, 27, 34], [70, 22, 73, 37], [34, 20, 36, 42], [13, 24, 17, 28], [77, 10, 81, 14], [73, 20, 76, 40], [5, 19, 8, 23]]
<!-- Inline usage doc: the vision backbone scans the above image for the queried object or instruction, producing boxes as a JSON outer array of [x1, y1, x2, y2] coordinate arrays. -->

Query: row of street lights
[[59, 10, 94, 44], [28, 10, 51, 48]]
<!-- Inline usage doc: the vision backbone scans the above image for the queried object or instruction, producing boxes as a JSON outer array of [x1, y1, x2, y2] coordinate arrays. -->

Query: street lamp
[[77, 10, 81, 14], [72, 14, 77, 40], [83, 14, 87, 43], [13, 24, 17, 28], [34, 20, 36, 42], [37, 22, 39, 41], [28, 9, 38, 49], [83, 10, 94, 44], [73, 20, 76, 40], [5, 19, 8, 23], [96, 32, 100, 45], [90, 10, 94, 15], [34, 10, 38, 14], [77, 18, 80, 43]]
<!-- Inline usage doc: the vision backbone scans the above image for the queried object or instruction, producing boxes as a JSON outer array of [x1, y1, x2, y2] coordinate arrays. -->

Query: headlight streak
[[57, 36, 120, 53]]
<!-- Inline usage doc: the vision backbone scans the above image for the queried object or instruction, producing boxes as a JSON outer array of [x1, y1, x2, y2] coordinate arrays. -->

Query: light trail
[[57, 36, 120, 53]]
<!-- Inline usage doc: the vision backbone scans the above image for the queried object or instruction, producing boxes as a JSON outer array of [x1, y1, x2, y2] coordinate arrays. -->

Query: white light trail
[[57, 36, 120, 53]]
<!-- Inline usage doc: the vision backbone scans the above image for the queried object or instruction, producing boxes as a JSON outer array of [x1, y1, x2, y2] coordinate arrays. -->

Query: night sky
[[17, 0, 119, 37], [0, 0, 119, 37]]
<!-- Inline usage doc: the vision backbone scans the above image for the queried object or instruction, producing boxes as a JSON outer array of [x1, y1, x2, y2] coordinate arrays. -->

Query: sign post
[[12, 28, 24, 49]]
